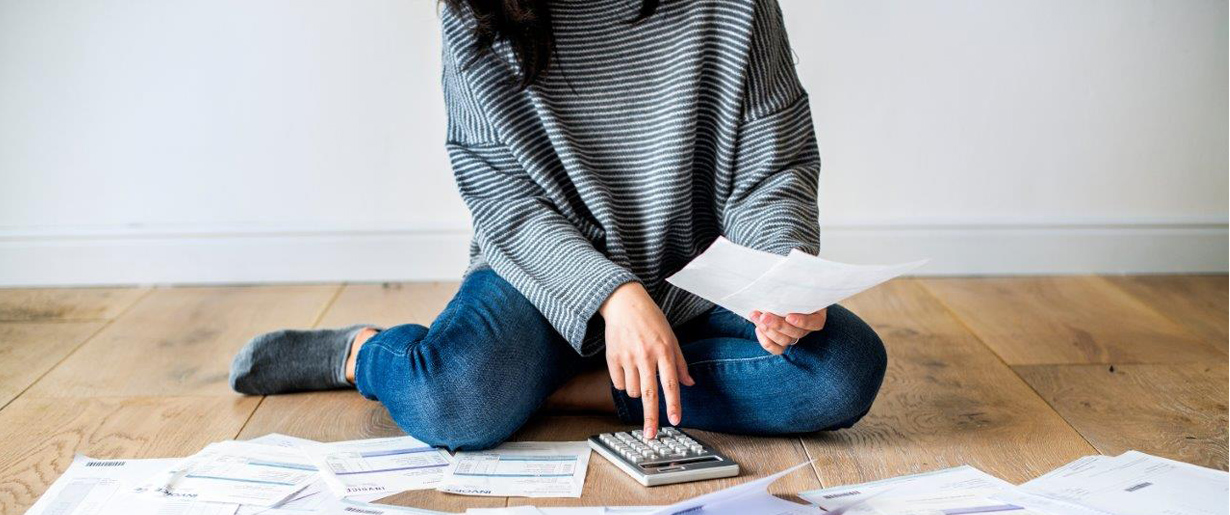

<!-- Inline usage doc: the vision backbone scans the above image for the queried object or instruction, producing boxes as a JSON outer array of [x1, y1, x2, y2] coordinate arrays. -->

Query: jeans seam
[[687, 353, 782, 367]]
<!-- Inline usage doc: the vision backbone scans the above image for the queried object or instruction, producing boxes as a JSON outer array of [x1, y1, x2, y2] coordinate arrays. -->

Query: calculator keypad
[[597, 427, 708, 464]]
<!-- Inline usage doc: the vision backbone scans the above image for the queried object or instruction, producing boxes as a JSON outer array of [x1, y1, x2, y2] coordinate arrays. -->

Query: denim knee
[[378, 362, 537, 451], [781, 305, 887, 432]]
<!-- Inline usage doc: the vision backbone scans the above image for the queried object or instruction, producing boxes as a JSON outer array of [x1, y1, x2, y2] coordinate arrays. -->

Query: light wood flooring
[[1, 275, 1225, 512]]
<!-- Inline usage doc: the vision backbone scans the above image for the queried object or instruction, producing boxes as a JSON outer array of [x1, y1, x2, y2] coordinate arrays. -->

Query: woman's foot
[[229, 324, 380, 395]]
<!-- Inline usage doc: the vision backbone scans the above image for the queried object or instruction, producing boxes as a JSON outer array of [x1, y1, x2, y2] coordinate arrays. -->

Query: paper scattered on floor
[[466, 509, 643, 514], [798, 464, 1016, 512], [25, 455, 239, 515], [802, 451, 1229, 515], [314, 497, 453, 514], [648, 461, 820, 515], [438, 442, 592, 498], [666, 237, 925, 320], [24, 436, 1228, 515], [134, 440, 317, 507], [304, 435, 451, 498], [1021, 451, 1229, 515]]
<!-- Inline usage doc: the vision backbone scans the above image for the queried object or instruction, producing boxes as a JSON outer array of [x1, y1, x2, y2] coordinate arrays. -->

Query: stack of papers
[[666, 237, 926, 320]]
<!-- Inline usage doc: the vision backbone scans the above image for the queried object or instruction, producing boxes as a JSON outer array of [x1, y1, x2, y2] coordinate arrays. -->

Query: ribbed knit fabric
[[442, 0, 821, 356]]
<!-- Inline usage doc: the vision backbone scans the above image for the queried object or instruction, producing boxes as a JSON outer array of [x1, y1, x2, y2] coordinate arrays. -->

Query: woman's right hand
[[600, 282, 695, 438]]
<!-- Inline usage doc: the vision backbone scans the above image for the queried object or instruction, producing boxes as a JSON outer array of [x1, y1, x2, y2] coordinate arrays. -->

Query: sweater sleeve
[[442, 16, 639, 355], [722, 0, 822, 257]]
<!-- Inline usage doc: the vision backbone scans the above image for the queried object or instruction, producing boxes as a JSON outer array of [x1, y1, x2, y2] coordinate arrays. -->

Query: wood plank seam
[[1097, 277, 1229, 355], [0, 288, 155, 412], [915, 280, 1102, 455], [799, 436, 823, 488]]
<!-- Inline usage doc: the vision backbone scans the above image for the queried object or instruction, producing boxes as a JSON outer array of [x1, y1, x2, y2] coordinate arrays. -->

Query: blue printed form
[[304, 435, 452, 498], [438, 442, 592, 498]]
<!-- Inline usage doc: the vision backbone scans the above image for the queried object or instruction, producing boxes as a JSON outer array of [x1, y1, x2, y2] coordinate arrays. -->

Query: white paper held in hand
[[304, 435, 452, 498], [666, 237, 926, 321]]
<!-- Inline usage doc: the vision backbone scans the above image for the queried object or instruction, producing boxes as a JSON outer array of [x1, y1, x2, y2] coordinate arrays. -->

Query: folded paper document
[[666, 237, 926, 320], [648, 461, 820, 515]]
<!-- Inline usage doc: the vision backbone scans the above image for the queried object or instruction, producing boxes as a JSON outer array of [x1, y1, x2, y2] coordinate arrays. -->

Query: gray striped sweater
[[442, 0, 821, 356]]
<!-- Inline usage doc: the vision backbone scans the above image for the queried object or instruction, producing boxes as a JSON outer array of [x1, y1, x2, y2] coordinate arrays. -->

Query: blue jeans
[[355, 269, 886, 451]]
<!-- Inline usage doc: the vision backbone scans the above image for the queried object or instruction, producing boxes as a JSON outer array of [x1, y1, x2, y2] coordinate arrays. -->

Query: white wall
[[0, 0, 1226, 285]]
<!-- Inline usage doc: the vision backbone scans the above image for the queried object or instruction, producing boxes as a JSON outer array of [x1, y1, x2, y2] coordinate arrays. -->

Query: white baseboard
[[0, 221, 1225, 286]]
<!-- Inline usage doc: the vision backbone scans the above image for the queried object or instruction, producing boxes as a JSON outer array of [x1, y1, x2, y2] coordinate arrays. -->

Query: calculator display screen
[[640, 455, 722, 470]]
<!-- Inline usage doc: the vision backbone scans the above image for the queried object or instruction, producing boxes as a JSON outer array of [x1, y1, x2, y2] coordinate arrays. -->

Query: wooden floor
[[0, 276, 1225, 512]]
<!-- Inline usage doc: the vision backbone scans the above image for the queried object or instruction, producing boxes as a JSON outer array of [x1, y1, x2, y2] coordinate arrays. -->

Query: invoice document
[[1021, 451, 1229, 515], [25, 455, 238, 515], [798, 465, 1016, 512], [437, 442, 592, 498], [237, 433, 388, 512], [135, 440, 317, 507], [304, 435, 451, 498], [799, 465, 1109, 515], [666, 237, 925, 321]]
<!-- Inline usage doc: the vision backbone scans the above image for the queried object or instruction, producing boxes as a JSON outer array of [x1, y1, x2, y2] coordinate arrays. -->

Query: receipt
[[437, 442, 591, 498], [666, 237, 925, 320]]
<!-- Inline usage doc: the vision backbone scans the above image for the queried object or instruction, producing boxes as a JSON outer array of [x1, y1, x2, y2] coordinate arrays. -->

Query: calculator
[[587, 427, 740, 486]]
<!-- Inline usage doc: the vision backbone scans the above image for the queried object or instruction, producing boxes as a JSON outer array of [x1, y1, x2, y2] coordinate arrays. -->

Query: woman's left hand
[[750, 309, 827, 355]]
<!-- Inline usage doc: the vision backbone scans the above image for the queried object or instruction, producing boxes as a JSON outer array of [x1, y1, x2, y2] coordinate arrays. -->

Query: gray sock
[[229, 324, 379, 395]]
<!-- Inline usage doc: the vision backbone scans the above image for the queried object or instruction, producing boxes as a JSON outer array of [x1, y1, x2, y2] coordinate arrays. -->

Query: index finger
[[658, 355, 682, 427], [638, 360, 659, 438]]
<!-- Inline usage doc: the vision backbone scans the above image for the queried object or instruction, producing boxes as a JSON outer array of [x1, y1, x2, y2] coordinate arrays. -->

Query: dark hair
[[442, 0, 660, 89]]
